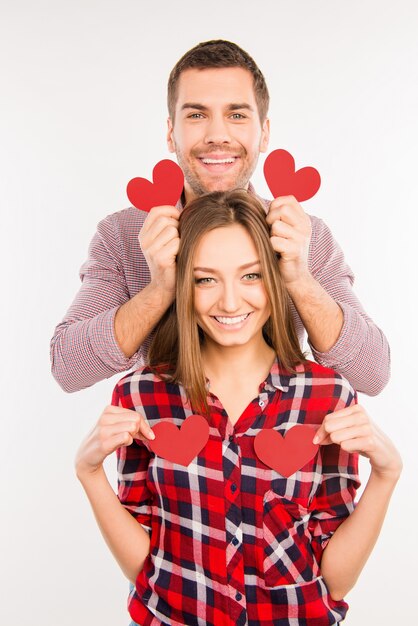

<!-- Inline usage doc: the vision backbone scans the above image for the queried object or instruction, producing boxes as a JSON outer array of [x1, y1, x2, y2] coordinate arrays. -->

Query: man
[[51, 39, 389, 396]]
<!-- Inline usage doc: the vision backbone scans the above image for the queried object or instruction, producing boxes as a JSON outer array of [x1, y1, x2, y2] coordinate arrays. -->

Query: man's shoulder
[[98, 205, 147, 233]]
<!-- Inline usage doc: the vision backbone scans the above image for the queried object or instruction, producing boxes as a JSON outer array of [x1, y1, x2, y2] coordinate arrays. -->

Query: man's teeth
[[214, 314, 249, 325], [202, 158, 235, 164]]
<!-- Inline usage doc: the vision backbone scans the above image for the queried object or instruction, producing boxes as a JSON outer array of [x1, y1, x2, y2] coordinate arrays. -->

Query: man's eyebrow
[[181, 103, 208, 111], [180, 102, 255, 112], [227, 103, 254, 112], [194, 261, 261, 272]]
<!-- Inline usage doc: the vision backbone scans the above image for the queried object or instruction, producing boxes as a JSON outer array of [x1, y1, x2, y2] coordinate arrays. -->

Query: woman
[[76, 190, 401, 625]]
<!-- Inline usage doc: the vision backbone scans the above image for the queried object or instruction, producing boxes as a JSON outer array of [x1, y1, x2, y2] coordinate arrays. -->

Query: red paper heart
[[127, 159, 184, 212], [264, 149, 321, 202], [148, 414, 209, 466], [254, 425, 319, 477]]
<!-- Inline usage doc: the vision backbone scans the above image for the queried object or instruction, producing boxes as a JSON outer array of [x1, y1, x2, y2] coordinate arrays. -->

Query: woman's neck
[[201, 336, 276, 388]]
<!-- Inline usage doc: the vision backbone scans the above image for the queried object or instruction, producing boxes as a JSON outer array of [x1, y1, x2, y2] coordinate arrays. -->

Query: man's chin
[[196, 178, 249, 196]]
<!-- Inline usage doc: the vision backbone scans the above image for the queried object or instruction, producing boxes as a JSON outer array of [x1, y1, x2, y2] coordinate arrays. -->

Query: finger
[[102, 408, 155, 440], [326, 423, 372, 446], [141, 217, 179, 247], [270, 220, 297, 240], [313, 426, 333, 445], [100, 420, 144, 441], [146, 225, 180, 253], [102, 430, 137, 456], [267, 199, 301, 225], [339, 435, 375, 455], [269, 236, 298, 256], [323, 405, 365, 421], [141, 206, 180, 233]]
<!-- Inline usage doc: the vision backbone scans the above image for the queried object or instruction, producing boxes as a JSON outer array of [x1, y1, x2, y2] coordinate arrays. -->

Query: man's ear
[[167, 117, 176, 153], [260, 117, 270, 153]]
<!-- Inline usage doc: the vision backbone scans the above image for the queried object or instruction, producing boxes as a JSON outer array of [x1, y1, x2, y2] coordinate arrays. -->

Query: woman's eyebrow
[[194, 260, 261, 272]]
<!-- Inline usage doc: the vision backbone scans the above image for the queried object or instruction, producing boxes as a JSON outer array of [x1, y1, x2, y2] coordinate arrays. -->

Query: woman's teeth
[[214, 313, 250, 325]]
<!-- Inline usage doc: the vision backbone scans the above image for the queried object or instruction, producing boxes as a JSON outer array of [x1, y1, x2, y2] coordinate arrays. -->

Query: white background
[[1, 1, 417, 624]]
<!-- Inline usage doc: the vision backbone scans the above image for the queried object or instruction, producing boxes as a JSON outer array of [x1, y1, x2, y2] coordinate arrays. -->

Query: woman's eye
[[195, 277, 215, 285], [243, 273, 261, 281]]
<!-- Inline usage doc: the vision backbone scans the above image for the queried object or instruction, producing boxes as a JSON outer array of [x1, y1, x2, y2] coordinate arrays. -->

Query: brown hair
[[167, 39, 269, 123], [148, 190, 305, 416]]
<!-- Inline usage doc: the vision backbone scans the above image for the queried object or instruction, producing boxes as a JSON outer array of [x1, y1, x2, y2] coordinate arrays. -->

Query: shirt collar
[[263, 358, 292, 393]]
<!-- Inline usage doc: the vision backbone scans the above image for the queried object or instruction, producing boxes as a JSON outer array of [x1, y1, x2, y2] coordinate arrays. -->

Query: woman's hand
[[314, 405, 402, 482], [75, 406, 154, 478]]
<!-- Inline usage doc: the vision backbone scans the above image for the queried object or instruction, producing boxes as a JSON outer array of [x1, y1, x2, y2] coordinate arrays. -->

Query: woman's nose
[[219, 283, 241, 312]]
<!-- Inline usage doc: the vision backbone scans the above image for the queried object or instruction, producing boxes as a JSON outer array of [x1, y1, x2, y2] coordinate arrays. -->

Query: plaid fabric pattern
[[50, 184, 390, 395], [114, 359, 360, 626]]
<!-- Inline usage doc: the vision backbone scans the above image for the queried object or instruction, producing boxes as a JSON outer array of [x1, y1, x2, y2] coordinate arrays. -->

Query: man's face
[[167, 68, 270, 202]]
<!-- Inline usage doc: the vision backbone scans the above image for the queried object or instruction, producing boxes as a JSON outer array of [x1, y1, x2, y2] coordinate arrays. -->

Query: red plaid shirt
[[113, 359, 360, 626]]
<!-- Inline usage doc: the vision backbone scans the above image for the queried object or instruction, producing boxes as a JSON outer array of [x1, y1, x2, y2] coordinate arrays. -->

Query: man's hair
[[148, 190, 305, 416], [167, 39, 270, 123]]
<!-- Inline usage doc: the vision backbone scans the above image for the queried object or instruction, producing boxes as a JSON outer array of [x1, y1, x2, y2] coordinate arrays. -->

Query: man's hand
[[139, 205, 180, 296], [266, 195, 312, 285], [75, 406, 155, 478]]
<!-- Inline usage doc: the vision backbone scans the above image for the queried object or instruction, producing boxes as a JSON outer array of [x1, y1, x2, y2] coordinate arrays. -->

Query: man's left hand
[[266, 195, 312, 285]]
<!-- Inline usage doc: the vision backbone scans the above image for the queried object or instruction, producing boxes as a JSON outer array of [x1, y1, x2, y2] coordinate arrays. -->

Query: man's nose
[[204, 114, 231, 144]]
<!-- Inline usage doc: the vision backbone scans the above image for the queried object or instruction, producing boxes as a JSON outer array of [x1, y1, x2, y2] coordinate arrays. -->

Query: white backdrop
[[1, 1, 417, 624]]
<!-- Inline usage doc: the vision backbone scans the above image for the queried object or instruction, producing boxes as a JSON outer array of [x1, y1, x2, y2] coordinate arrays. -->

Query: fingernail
[[148, 430, 155, 440], [313, 435, 319, 445]]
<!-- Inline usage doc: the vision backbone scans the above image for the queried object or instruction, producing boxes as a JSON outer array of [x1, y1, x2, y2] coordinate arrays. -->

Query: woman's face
[[193, 223, 271, 350]]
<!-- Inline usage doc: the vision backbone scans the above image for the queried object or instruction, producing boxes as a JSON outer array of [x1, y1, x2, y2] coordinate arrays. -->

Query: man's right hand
[[139, 205, 180, 296]]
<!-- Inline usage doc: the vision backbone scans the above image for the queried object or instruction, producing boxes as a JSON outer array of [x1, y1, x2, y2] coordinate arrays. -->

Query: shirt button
[[229, 435, 234, 442], [232, 537, 239, 546], [235, 592, 243, 601], [231, 483, 237, 493], [259, 399, 265, 407]]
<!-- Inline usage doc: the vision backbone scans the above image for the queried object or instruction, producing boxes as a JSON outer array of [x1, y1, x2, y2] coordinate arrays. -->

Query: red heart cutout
[[264, 149, 321, 202], [254, 425, 319, 477], [148, 414, 209, 466], [127, 159, 184, 212]]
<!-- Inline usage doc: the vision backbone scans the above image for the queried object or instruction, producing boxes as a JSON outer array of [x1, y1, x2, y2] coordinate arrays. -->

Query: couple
[[76, 190, 400, 625]]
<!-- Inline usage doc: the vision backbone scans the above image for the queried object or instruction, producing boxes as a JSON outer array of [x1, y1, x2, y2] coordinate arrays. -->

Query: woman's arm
[[75, 405, 153, 584], [314, 405, 402, 600]]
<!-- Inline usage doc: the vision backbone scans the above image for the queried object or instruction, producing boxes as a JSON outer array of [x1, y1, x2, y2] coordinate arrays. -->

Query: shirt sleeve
[[112, 383, 153, 535], [50, 213, 142, 393], [308, 216, 390, 396], [308, 392, 360, 565]]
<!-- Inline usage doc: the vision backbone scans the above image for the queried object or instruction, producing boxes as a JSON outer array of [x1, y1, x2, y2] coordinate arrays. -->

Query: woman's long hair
[[148, 190, 305, 414]]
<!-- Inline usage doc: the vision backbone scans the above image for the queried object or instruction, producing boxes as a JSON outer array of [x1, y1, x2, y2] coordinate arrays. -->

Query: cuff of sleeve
[[90, 305, 140, 371], [309, 301, 367, 370]]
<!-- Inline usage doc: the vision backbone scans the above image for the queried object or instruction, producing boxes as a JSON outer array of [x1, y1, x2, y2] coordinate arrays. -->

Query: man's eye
[[231, 113, 246, 119], [188, 113, 204, 119]]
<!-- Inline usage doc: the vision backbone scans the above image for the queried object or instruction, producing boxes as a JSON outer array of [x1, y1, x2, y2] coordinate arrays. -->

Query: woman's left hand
[[313, 405, 402, 481]]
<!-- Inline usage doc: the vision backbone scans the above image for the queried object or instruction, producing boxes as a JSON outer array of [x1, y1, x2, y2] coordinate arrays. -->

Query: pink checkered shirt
[[50, 184, 390, 395]]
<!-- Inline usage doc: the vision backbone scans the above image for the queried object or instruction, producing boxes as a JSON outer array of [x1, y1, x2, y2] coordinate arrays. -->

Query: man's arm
[[267, 196, 390, 396], [50, 205, 179, 392]]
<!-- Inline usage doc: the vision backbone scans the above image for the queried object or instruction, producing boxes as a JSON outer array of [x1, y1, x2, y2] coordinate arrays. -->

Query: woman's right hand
[[75, 405, 154, 478]]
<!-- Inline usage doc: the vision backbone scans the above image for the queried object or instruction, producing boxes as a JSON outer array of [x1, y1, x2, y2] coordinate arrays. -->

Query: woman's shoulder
[[114, 364, 176, 393], [291, 359, 356, 404]]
